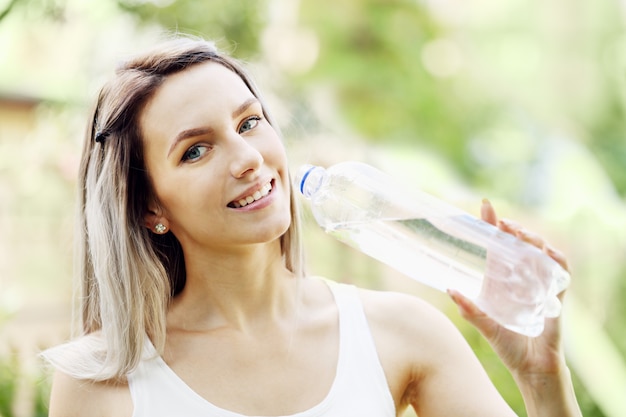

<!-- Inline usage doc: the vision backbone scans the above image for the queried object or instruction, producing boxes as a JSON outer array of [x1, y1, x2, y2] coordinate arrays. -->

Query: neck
[[168, 240, 298, 333]]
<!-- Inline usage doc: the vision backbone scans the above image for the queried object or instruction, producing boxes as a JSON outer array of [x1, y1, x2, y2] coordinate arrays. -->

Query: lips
[[229, 180, 273, 208]]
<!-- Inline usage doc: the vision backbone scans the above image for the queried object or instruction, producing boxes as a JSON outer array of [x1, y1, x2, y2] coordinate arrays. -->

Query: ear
[[144, 201, 169, 234]]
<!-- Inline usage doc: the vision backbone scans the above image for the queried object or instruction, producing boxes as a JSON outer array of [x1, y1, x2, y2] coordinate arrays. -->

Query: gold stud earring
[[154, 223, 167, 234]]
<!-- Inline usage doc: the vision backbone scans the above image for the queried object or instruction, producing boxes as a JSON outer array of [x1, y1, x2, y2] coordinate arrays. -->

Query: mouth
[[228, 180, 274, 208]]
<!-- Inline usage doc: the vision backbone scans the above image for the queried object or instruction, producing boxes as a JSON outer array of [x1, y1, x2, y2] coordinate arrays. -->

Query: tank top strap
[[324, 279, 395, 414]]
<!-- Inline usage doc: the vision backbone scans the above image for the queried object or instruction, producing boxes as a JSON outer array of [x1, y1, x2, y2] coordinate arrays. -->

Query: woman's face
[[139, 62, 291, 252]]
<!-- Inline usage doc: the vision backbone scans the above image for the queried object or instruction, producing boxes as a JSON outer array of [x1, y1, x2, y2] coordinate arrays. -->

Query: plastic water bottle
[[296, 161, 570, 337]]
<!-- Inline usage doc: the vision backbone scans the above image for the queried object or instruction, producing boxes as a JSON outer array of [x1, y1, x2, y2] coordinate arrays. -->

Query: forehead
[[140, 61, 255, 135], [158, 60, 250, 96]]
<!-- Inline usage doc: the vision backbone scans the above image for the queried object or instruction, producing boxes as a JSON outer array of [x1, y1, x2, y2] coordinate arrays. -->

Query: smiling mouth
[[228, 180, 273, 208]]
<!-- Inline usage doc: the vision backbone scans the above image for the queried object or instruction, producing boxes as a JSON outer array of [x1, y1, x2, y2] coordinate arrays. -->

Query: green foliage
[[116, 0, 267, 58], [606, 269, 626, 359], [589, 98, 626, 196], [0, 348, 51, 417], [298, 0, 626, 199], [299, 0, 489, 166], [4, 0, 67, 22], [32, 374, 51, 417], [0, 0, 21, 24], [571, 370, 607, 417], [0, 351, 18, 417]]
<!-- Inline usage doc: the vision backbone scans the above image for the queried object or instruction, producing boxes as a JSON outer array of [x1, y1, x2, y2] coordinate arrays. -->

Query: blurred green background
[[0, 0, 624, 416]]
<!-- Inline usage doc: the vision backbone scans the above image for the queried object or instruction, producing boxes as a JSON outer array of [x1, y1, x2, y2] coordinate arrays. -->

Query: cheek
[[152, 172, 217, 219]]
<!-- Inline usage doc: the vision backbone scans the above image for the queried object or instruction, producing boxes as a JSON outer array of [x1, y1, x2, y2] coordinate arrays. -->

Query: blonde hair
[[42, 36, 304, 381]]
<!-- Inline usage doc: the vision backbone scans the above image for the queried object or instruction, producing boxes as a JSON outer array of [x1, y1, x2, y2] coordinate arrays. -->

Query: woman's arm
[[361, 290, 518, 416], [515, 366, 583, 417]]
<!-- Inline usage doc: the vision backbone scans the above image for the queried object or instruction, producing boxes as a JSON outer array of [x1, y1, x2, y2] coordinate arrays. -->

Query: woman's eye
[[239, 116, 261, 134], [181, 145, 209, 162]]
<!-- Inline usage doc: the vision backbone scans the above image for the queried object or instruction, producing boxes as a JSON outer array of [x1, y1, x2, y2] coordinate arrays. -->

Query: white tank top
[[128, 281, 396, 417]]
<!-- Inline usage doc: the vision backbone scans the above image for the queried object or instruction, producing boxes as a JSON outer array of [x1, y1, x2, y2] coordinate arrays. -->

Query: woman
[[44, 36, 582, 417]]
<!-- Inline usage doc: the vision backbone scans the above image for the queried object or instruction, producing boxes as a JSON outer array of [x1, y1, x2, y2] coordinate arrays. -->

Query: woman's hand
[[448, 200, 583, 417], [447, 199, 569, 378]]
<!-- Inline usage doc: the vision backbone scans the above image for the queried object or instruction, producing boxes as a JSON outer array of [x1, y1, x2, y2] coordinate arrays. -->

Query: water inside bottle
[[326, 216, 551, 336], [327, 217, 486, 295]]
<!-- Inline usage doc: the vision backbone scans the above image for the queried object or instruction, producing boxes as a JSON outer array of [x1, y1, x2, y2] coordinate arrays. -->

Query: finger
[[498, 218, 522, 235], [447, 289, 500, 339], [499, 219, 569, 270], [504, 223, 571, 277], [481, 199, 498, 226], [544, 244, 570, 273], [516, 228, 545, 249]]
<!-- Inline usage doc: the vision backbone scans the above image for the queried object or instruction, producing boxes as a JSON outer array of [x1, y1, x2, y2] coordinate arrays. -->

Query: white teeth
[[234, 182, 272, 207]]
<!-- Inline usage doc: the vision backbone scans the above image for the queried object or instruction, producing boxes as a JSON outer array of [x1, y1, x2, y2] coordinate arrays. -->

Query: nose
[[228, 135, 263, 179]]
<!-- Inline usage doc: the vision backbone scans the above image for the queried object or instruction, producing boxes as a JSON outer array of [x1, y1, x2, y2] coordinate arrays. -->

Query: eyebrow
[[233, 97, 260, 119], [167, 97, 260, 158]]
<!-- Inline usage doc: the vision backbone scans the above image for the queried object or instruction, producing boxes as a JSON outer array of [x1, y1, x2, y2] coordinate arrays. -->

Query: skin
[[48, 62, 582, 417]]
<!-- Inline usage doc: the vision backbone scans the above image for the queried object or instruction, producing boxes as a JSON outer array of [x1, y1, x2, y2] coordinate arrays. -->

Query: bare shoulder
[[355, 286, 487, 376], [49, 370, 133, 417], [356, 288, 462, 352]]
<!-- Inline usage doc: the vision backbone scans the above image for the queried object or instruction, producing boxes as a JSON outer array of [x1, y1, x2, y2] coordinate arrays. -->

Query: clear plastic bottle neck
[[296, 164, 326, 199]]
